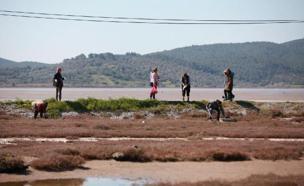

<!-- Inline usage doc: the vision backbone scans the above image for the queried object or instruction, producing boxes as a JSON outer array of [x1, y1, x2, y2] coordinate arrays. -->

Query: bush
[[113, 148, 151, 162], [55, 148, 80, 156], [207, 150, 250, 161], [0, 153, 28, 173], [31, 154, 85, 171]]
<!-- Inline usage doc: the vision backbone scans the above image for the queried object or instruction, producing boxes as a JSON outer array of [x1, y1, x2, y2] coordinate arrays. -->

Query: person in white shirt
[[149, 68, 160, 99]]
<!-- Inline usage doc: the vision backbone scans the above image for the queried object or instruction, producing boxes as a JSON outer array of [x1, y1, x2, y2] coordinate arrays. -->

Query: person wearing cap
[[53, 67, 65, 101], [223, 68, 235, 101], [150, 67, 160, 99], [181, 73, 191, 102]]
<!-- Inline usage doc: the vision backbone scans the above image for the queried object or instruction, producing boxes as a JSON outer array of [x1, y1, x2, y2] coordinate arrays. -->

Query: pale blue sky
[[0, 0, 303, 63]]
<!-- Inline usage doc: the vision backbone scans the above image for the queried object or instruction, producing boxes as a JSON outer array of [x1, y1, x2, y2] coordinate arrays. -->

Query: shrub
[[0, 153, 28, 173], [55, 148, 80, 156], [94, 124, 111, 130], [113, 148, 151, 162], [31, 154, 85, 171], [253, 147, 302, 160], [207, 150, 250, 161]]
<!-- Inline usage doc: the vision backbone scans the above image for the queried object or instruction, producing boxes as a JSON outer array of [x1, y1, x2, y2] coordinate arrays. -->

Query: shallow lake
[[0, 177, 148, 186], [0, 88, 303, 102]]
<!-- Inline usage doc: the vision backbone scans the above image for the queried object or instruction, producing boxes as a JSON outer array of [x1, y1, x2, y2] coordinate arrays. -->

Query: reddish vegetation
[[0, 153, 28, 173], [0, 111, 304, 164], [0, 116, 304, 139], [31, 154, 85, 171], [150, 174, 304, 186], [1, 140, 303, 162]]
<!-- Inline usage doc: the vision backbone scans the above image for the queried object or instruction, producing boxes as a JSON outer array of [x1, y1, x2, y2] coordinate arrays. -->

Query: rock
[[61, 112, 79, 117], [112, 152, 125, 160]]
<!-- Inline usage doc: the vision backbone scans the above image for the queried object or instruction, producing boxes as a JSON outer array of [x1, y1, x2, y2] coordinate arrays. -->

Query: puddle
[[0, 177, 148, 186], [1, 137, 304, 145]]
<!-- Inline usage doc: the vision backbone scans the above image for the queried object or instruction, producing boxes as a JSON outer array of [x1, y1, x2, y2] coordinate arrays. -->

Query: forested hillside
[[0, 38, 303, 88]]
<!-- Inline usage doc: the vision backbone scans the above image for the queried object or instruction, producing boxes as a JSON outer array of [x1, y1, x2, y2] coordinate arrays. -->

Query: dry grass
[[1, 116, 304, 139], [113, 147, 152, 162], [31, 154, 85, 171], [206, 150, 250, 161], [149, 174, 304, 186], [1, 140, 303, 162], [0, 153, 28, 173]]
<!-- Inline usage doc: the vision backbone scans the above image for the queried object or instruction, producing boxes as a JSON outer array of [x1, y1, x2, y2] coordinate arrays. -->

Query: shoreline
[[1, 159, 304, 183], [0, 88, 303, 101]]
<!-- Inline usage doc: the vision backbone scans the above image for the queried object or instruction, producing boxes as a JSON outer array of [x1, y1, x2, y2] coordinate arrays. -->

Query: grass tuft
[[208, 150, 250, 161], [31, 154, 85, 171], [0, 153, 28, 173]]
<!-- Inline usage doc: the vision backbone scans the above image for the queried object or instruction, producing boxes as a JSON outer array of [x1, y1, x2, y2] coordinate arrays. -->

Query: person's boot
[[187, 96, 190, 102], [182, 96, 185, 101]]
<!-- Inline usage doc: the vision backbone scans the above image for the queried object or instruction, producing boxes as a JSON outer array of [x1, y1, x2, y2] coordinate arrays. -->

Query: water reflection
[[0, 177, 146, 186]]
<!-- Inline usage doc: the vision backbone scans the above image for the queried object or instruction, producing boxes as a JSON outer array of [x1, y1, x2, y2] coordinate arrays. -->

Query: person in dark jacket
[[53, 67, 64, 101], [181, 73, 191, 102], [206, 100, 225, 121], [223, 68, 235, 101]]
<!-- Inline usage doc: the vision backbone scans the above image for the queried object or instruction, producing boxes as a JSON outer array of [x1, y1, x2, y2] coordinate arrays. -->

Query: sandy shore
[[1, 159, 304, 183]]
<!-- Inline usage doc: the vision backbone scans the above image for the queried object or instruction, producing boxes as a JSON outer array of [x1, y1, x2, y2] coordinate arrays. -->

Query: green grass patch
[[0, 98, 207, 118]]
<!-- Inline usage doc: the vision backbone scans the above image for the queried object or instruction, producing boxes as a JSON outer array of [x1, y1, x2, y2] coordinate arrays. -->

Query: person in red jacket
[[32, 100, 48, 119], [150, 68, 160, 99]]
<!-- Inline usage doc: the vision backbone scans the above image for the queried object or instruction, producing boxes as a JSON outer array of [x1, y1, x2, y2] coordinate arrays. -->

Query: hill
[[0, 38, 303, 88]]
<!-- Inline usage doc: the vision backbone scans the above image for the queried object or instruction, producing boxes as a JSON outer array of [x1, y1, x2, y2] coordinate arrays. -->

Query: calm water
[[0, 88, 303, 102], [0, 177, 148, 186]]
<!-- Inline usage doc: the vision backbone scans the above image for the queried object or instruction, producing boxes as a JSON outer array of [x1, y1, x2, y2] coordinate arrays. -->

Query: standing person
[[181, 73, 191, 102], [53, 67, 64, 101], [223, 68, 234, 101], [150, 68, 160, 99]]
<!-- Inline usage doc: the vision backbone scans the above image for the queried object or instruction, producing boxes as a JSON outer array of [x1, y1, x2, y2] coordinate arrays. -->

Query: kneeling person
[[206, 100, 225, 121], [32, 100, 48, 119]]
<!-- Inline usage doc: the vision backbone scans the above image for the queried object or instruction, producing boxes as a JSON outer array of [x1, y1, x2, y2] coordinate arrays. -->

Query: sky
[[0, 0, 303, 64]]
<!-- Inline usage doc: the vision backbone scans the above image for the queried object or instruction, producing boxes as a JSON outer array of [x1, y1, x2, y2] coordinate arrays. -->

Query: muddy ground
[[0, 102, 304, 184]]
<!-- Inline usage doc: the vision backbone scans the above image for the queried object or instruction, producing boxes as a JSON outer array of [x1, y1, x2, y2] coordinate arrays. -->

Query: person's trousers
[[224, 90, 234, 100], [56, 86, 63, 101]]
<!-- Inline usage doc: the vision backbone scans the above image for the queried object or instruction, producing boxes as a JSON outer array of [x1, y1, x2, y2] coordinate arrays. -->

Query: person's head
[[224, 68, 231, 75], [216, 99, 222, 105], [183, 73, 188, 77], [56, 67, 62, 73], [153, 67, 158, 73]]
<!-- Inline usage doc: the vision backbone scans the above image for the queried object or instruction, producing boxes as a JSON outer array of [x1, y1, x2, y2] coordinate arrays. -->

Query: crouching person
[[206, 100, 225, 121], [32, 100, 48, 119]]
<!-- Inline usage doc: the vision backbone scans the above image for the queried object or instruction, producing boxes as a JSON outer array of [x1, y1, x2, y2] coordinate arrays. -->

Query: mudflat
[[1, 160, 304, 183]]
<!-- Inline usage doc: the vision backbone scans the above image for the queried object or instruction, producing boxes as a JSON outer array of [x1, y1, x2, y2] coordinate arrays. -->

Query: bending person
[[206, 100, 225, 121]]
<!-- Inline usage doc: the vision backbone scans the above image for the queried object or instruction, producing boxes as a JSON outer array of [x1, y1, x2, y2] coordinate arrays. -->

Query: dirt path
[[1, 159, 304, 183]]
